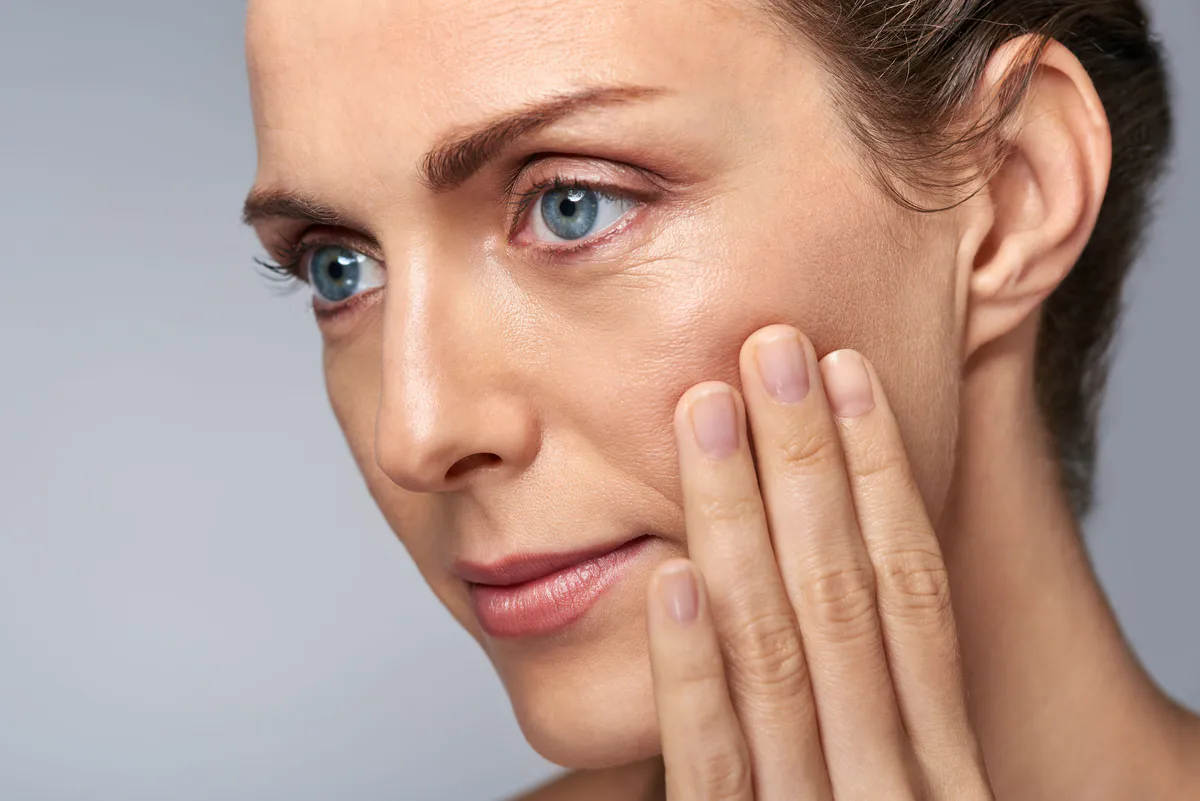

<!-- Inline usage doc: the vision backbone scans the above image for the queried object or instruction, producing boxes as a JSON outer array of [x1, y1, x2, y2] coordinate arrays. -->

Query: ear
[[956, 36, 1113, 359]]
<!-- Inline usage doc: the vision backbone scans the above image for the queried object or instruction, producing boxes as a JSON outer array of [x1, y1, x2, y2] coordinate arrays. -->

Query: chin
[[508, 654, 663, 768], [483, 558, 667, 769]]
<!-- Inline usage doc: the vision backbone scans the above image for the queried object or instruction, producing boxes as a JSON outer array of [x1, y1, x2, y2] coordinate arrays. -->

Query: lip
[[462, 535, 654, 639], [454, 535, 649, 586]]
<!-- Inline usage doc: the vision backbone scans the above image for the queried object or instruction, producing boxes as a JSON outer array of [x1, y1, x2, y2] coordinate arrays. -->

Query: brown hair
[[759, 0, 1174, 520]]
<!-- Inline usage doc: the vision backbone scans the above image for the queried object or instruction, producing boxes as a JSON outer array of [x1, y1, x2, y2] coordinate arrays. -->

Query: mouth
[[459, 534, 656, 639]]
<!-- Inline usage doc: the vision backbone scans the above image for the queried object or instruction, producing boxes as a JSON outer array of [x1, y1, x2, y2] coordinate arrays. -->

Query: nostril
[[446, 452, 502, 481]]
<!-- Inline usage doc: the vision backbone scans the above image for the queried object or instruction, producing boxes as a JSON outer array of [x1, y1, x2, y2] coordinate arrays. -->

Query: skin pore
[[243, 0, 1200, 798]]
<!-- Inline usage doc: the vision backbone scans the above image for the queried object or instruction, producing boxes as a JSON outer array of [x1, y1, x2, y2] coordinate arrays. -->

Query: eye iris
[[540, 187, 600, 240], [311, 246, 364, 302]]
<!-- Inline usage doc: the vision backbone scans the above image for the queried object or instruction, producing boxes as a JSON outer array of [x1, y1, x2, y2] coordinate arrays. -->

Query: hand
[[646, 324, 993, 800]]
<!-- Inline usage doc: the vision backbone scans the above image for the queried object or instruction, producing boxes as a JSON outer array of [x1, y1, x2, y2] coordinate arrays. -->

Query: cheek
[[322, 336, 477, 632], [869, 292, 962, 523], [323, 336, 380, 482], [576, 186, 962, 528]]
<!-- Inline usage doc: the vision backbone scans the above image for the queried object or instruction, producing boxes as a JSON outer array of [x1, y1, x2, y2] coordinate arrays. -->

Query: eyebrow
[[242, 83, 671, 227]]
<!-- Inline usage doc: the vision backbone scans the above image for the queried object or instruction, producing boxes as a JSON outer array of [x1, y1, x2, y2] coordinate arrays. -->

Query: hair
[[757, 0, 1174, 520]]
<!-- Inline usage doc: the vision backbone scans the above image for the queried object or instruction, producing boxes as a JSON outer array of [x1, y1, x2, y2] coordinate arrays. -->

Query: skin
[[243, 0, 1200, 798]]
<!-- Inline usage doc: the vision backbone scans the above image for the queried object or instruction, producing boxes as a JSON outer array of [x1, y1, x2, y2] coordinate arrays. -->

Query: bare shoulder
[[505, 759, 664, 801], [506, 769, 600, 801]]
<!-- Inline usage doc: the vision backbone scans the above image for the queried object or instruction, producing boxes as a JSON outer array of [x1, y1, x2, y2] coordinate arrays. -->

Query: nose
[[372, 253, 540, 494]]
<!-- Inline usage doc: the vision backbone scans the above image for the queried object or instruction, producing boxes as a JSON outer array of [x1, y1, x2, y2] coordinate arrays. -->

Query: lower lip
[[468, 536, 653, 639]]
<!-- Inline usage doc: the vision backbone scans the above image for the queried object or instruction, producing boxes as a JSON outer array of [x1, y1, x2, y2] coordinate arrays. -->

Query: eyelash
[[253, 175, 640, 286], [504, 175, 625, 240], [253, 239, 314, 288]]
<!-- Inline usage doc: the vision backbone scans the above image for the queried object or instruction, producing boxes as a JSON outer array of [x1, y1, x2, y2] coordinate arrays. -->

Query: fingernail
[[689, 388, 739, 459], [824, 350, 875, 418], [658, 562, 698, 624], [756, 332, 810, 404]]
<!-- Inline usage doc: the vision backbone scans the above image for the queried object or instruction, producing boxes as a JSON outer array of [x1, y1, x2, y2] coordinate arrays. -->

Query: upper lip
[[453, 535, 647, 587]]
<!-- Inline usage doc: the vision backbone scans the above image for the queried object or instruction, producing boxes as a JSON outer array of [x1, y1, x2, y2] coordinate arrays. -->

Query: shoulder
[[507, 770, 605, 801], [506, 770, 588, 801], [506, 759, 664, 801]]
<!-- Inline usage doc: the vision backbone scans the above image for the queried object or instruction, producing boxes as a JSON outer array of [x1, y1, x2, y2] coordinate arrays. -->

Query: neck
[[939, 324, 1199, 799]]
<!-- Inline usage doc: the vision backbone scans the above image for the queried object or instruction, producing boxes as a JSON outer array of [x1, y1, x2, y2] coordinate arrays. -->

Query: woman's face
[[246, 0, 965, 769]]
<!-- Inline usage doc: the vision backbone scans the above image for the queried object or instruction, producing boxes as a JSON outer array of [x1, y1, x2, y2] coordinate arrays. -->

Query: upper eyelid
[[261, 160, 657, 261], [507, 155, 664, 198], [265, 227, 384, 269]]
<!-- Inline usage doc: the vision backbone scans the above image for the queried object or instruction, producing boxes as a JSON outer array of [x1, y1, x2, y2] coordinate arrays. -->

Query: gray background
[[0, 2, 1195, 799]]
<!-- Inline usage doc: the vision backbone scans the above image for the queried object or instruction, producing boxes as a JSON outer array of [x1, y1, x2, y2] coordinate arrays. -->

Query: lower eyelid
[[311, 285, 384, 322]]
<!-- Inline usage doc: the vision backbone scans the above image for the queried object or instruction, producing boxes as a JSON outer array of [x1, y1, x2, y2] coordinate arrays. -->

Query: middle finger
[[740, 325, 912, 797]]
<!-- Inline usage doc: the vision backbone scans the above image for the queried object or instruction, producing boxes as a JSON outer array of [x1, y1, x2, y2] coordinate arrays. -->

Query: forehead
[[246, 0, 777, 184], [247, 0, 763, 94]]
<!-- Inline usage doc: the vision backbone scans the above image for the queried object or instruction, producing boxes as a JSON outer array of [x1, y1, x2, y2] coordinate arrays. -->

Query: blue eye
[[531, 186, 636, 243], [305, 245, 385, 304]]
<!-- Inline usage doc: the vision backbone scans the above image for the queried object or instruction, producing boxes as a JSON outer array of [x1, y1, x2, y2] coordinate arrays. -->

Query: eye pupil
[[310, 246, 366, 303], [540, 187, 599, 240]]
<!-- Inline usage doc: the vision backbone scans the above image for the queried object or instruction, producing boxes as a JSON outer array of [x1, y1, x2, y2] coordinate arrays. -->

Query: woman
[[241, 0, 1195, 798]]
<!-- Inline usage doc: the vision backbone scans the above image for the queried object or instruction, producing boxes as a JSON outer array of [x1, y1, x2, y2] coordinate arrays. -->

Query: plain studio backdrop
[[1, 2, 1196, 799]]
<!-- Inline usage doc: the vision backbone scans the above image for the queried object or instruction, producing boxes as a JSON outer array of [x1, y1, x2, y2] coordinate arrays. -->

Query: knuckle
[[875, 546, 954, 620], [725, 609, 808, 692], [684, 687, 740, 736], [667, 643, 729, 694], [852, 436, 911, 483], [929, 767, 995, 801], [775, 424, 842, 475], [798, 562, 878, 638], [687, 741, 754, 801], [696, 493, 761, 524]]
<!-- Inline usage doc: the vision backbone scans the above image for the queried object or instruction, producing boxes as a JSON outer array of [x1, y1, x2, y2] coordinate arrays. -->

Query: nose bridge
[[373, 236, 535, 492]]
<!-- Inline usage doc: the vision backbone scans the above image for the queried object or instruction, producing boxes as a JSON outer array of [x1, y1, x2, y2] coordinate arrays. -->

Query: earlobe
[[959, 36, 1113, 359]]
